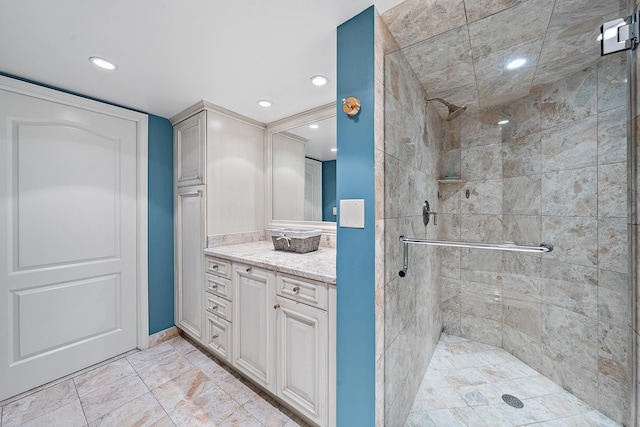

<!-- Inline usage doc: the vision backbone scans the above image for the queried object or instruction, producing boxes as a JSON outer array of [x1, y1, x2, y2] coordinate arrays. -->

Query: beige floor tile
[[80, 374, 148, 423], [91, 392, 166, 427], [243, 394, 295, 427], [19, 400, 86, 427], [127, 343, 176, 371], [149, 416, 175, 427], [1, 380, 78, 426], [152, 369, 240, 426], [166, 336, 197, 355], [74, 358, 136, 398], [216, 373, 260, 405], [216, 406, 263, 427], [136, 353, 197, 390]]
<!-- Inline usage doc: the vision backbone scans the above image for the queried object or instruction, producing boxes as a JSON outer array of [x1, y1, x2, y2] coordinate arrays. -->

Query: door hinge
[[601, 13, 639, 55]]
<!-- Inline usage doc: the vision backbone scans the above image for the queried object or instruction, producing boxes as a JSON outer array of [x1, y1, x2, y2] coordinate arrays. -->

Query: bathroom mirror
[[266, 103, 336, 234]]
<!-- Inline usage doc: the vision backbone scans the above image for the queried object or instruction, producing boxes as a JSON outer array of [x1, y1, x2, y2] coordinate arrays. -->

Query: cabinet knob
[[293, 286, 300, 294], [246, 267, 252, 273], [274, 304, 280, 310], [210, 283, 218, 289], [212, 265, 219, 269], [211, 305, 219, 310], [211, 334, 219, 340]]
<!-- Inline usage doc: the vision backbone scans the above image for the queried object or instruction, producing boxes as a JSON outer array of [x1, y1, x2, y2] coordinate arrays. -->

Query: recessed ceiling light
[[498, 119, 509, 125], [257, 100, 272, 107], [506, 58, 526, 70], [311, 74, 329, 86], [309, 124, 319, 129], [310, 75, 328, 86], [330, 148, 337, 152], [89, 56, 117, 70]]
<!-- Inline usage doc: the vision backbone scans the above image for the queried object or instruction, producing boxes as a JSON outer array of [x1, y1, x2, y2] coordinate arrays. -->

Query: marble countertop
[[203, 241, 336, 285]]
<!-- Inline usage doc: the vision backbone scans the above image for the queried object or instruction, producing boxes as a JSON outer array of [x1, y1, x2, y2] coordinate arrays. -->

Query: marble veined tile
[[382, 0, 467, 49], [598, 52, 627, 113], [541, 116, 597, 173], [74, 358, 136, 398], [461, 144, 502, 180], [542, 167, 597, 217], [1, 380, 78, 426], [18, 400, 86, 427], [215, 373, 260, 406], [464, 0, 523, 23], [598, 162, 627, 219], [136, 352, 198, 390], [152, 370, 240, 427], [243, 394, 295, 426], [215, 406, 263, 427], [598, 107, 627, 165], [126, 342, 176, 371], [541, 68, 597, 130], [502, 132, 541, 178], [165, 336, 197, 355], [503, 175, 541, 215], [91, 392, 166, 427], [80, 374, 149, 423], [542, 216, 597, 267], [468, 0, 555, 58]]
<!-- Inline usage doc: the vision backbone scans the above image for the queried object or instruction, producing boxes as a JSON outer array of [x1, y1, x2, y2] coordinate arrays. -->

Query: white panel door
[[0, 87, 140, 400]]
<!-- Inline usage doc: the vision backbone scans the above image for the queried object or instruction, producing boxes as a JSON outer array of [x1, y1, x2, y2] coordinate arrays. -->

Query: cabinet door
[[175, 110, 206, 187], [276, 296, 327, 426], [233, 264, 275, 391], [175, 185, 205, 340]]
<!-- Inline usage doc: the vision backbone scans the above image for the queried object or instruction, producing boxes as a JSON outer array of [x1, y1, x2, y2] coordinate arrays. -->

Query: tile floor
[[405, 334, 622, 427], [0, 335, 308, 427]]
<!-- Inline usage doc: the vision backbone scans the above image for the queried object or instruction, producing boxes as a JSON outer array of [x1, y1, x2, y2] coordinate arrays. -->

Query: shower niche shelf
[[437, 179, 466, 184]]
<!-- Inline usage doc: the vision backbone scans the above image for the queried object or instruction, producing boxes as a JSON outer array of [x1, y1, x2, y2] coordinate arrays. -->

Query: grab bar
[[398, 235, 553, 278]]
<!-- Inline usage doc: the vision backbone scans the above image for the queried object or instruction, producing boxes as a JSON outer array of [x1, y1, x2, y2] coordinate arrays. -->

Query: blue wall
[[147, 115, 175, 334], [0, 72, 175, 335], [336, 7, 376, 426], [322, 160, 337, 222]]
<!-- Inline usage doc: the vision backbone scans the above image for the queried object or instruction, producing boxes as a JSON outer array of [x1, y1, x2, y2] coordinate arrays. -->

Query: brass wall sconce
[[342, 97, 361, 116]]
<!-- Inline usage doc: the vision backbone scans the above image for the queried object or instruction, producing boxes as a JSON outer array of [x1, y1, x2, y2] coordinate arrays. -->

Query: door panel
[[14, 123, 120, 268], [176, 186, 205, 339], [0, 87, 140, 401]]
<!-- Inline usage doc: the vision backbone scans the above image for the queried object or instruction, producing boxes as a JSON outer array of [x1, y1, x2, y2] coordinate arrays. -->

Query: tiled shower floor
[[0, 335, 307, 427], [405, 334, 621, 427]]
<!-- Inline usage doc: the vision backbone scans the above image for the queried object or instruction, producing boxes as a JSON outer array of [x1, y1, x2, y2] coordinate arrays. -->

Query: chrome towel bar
[[398, 235, 553, 278]]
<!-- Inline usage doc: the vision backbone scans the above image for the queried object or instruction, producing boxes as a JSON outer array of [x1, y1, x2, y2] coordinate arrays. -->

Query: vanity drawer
[[206, 256, 231, 279], [276, 273, 327, 310], [206, 313, 232, 362], [205, 274, 233, 300], [205, 292, 232, 321]]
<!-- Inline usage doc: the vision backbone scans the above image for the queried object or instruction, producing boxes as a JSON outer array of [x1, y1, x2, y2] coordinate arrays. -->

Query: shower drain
[[501, 394, 524, 409]]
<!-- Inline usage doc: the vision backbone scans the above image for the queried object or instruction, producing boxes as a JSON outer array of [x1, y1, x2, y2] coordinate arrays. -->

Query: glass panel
[[380, 0, 630, 425]]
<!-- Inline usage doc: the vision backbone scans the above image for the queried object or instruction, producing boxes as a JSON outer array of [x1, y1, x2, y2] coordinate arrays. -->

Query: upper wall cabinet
[[175, 110, 206, 187]]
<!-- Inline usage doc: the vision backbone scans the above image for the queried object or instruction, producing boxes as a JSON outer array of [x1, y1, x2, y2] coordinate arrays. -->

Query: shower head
[[426, 98, 467, 121]]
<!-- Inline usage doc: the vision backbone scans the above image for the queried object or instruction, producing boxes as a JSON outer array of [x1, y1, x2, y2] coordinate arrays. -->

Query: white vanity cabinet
[[275, 273, 328, 427], [202, 244, 335, 427], [232, 263, 275, 392]]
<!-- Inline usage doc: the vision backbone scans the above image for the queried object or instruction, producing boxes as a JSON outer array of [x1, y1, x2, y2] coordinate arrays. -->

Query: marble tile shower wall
[[439, 52, 630, 425], [381, 32, 443, 427]]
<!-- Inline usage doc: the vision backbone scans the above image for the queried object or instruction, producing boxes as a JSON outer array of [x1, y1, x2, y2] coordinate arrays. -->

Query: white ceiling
[[0, 0, 404, 123]]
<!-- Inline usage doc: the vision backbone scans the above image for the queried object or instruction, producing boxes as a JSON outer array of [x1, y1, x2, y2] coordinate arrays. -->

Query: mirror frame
[[265, 102, 336, 235]]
